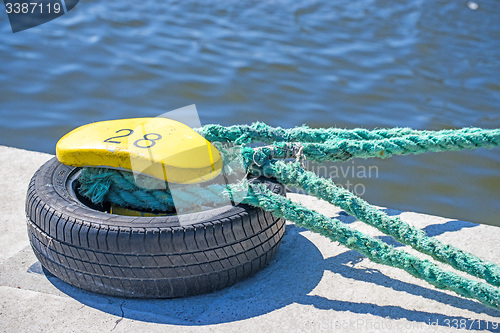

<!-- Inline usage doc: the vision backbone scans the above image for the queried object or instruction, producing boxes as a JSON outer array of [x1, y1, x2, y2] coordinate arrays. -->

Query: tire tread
[[26, 157, 286, 298]]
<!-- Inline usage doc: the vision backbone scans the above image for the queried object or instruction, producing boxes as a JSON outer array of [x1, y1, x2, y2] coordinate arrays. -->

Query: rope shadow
[[321, 251, 500, 317], [423, 220, 477, 237], [300, 295, 499, 332], [333, 211, 357, 224]]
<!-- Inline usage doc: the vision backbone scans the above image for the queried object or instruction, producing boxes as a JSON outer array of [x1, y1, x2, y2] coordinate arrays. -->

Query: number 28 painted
[[104, 129, 162, 149]]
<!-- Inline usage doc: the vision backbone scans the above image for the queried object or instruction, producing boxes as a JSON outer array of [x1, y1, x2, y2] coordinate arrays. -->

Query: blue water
[[1, 0, 499, 225]]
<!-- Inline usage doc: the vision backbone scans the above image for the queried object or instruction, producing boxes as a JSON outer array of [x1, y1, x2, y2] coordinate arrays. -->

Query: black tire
[[26, 157, 286, 298]]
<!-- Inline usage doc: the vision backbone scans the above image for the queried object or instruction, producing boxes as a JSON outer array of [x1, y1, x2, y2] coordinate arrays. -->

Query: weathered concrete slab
[[1, 145, 499, 332]]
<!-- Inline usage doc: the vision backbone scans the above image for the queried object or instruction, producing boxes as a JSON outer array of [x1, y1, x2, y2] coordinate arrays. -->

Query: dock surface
[[1, 145, 499, 332]]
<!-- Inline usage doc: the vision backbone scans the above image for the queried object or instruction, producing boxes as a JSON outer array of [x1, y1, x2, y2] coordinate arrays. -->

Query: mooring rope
[[244, 181, 500, 310], [78, 123, 500, 309], [198, 122, 499, 145], [79, 167, 236, 212], [253, 160, 500, 288], [229, 128, 500, 163]]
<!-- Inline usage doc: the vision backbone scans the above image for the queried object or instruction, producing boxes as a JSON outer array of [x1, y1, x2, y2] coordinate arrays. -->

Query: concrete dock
[[1, 145, 499, 332]]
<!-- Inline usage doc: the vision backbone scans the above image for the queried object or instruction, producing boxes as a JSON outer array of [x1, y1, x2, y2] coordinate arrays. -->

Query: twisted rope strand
[[258, 160, 500, 287], [231, 128, 500, 167], [243, 182, 500, 310], [279, 130, 499, 163], [79, 168, 234, 212], [199, 122, 495, 145]]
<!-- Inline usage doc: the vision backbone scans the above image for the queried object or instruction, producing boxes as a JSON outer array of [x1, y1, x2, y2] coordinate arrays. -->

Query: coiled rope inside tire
[[26, 157, 286, 298]]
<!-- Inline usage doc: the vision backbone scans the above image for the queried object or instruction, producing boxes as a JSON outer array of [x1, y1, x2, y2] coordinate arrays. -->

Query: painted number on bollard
[[103, 129, 163, 149]]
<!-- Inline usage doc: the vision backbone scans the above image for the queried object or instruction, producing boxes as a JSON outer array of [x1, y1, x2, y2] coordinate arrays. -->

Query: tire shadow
[[42, 224, 500, 328], [42, 224, 324, 325]]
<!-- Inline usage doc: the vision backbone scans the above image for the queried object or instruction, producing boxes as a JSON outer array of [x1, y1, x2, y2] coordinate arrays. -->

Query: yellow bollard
[[56, 118, 222, 184]]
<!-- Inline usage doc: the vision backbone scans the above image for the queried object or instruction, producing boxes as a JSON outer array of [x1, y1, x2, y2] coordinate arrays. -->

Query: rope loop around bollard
[[77, 123, 500, 309]]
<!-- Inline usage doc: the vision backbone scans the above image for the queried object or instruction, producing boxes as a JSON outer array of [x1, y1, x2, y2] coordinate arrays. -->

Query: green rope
[[76, 123, 500, 309], [244, 182, 500, 310], [254, 160, 500, 288], [79, 168, 236, 212], [199, 122, 497, 145], [233, 128, 500, 164]]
